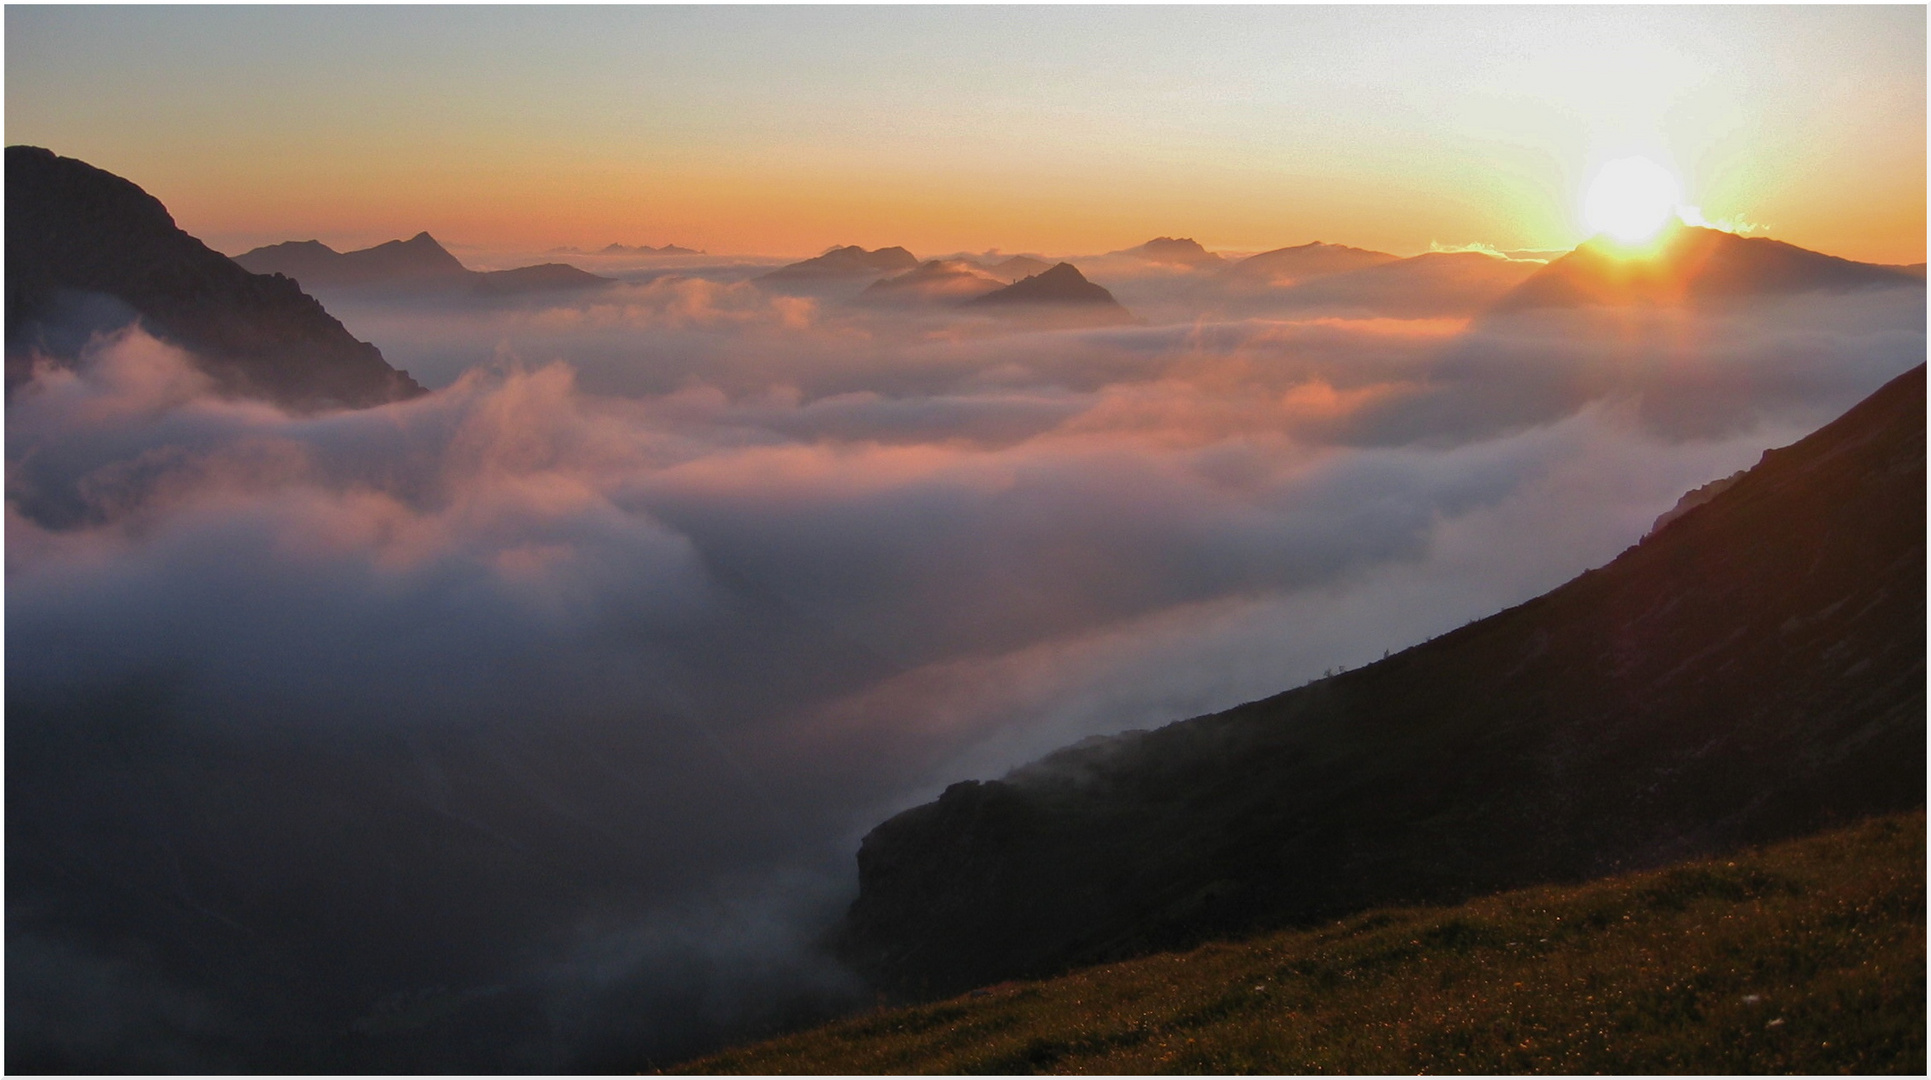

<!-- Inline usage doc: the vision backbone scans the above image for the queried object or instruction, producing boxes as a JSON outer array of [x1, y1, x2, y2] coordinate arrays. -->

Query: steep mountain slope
[[835, 363, 1926, 1001], [696, 812, 1925, 1074], [5, 146, 425, 410], [1497, 225, 1919, 310], [235, 234, 610, 296]]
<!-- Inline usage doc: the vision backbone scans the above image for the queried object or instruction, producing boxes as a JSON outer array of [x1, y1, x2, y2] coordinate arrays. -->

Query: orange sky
[[8, 7, 1925, 264]]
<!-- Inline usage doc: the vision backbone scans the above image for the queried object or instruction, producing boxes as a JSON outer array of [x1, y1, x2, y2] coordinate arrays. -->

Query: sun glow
[[1582, 157, 1685, 245]]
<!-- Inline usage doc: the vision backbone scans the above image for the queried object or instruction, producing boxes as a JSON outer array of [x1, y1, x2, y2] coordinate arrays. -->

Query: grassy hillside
[[683, 812, 1924, 1074]]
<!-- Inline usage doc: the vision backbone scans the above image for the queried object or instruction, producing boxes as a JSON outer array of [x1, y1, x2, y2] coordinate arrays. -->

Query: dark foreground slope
[[837, 363, 1926, 1000], [5, 146, 424, 409], [695, 812, 1925, 1074]]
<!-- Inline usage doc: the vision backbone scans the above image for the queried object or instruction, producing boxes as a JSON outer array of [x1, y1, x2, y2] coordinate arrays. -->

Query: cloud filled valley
[[7, 241, 1925, 1070]]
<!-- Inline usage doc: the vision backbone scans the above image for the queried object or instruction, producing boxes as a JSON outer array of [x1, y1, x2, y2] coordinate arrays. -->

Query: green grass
[[681, 813, 1925, 1074]]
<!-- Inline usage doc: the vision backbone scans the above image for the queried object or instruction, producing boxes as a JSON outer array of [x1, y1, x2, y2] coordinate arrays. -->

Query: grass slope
[[683, 812, 1924, 1074]]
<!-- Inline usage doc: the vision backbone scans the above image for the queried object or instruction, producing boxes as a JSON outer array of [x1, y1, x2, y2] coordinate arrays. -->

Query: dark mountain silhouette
[[1647, 469, 1746, 537], [5, 146, 424, 410], [963, 262, 1129, 313], [1497, 225, 1919, 311], [1222, 240, 1400, 286], [471, 262, 609, 296], [858, 259, 1006, 305], [1113, 236, 1223, 267], [836, 363, 1926, 1001], [760, 245, 919, 281], [236, 232, 466, 286], [598, 242, 702, 256], [235, 235, 610, 296]]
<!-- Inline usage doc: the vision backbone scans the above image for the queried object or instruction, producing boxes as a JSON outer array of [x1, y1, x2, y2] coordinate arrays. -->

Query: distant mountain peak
[[1498, 224, 1919, 310], [1121, 236, 1224, 266], [1222, 240, 1401, 284], [760, 245, 920, 281], [233, 231, 610, 298], [963, 262, 1131, 318]]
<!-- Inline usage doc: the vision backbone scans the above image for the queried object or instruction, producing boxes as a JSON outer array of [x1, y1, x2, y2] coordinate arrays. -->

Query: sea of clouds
[[7, 253, 1922, 1070]]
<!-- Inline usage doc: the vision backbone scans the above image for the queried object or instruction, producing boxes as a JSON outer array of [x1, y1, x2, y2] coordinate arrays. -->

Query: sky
[[6, 5, 1925, 262]]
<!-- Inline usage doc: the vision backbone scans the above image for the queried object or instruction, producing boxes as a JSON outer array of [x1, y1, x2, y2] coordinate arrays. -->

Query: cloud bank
[[7, 263, 1922, 1070]]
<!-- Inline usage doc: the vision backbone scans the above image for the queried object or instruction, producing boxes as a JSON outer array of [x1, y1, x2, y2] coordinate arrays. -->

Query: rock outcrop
[[1115, 236, 1223, 267]]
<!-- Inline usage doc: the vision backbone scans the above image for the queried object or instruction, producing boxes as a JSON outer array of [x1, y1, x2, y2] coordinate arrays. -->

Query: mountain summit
[[964, 262, 1129, 311], [835, 362, 1926, 1000], [1498, 224, 1919, 310], [5, 146, 425, 410], [760, 245, 920, 281], [236, 232, 468, 286], [1117, 236, 1223, 267], [1222, 241, 1400, 286], [235, 234, 609, 296]]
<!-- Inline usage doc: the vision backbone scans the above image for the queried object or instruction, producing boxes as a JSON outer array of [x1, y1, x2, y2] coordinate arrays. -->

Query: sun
[[1582, 157, 1685, 245]]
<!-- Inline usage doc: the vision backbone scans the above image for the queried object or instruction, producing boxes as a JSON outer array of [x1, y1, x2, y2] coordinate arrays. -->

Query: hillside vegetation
[[684, 812, 1924, 1074]]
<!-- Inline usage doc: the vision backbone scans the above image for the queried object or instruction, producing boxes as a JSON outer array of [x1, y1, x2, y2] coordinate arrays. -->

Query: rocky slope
[[835, 363, 1926, 1000], [5, 146, 425, 410]]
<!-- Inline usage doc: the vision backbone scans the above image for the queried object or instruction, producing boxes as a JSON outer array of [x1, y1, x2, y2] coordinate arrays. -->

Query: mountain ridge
[[760, 245, 920, 282], [963, 262, 1129, 312], [834, 361, 1926, 1001], [1497, 224, 1919, 310], [234, 234, 611, 296], [5, 145, 425, 410], [1114, 236, 1223, 267], [1222, 240, 1400, 285]]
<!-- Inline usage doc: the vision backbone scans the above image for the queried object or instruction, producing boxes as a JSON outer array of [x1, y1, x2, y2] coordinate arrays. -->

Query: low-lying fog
[[8, 246, 1923, 1070]]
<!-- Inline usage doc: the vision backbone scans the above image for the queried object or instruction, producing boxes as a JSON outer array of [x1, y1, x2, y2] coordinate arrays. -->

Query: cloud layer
[[7, 264, 1922, 1070]]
